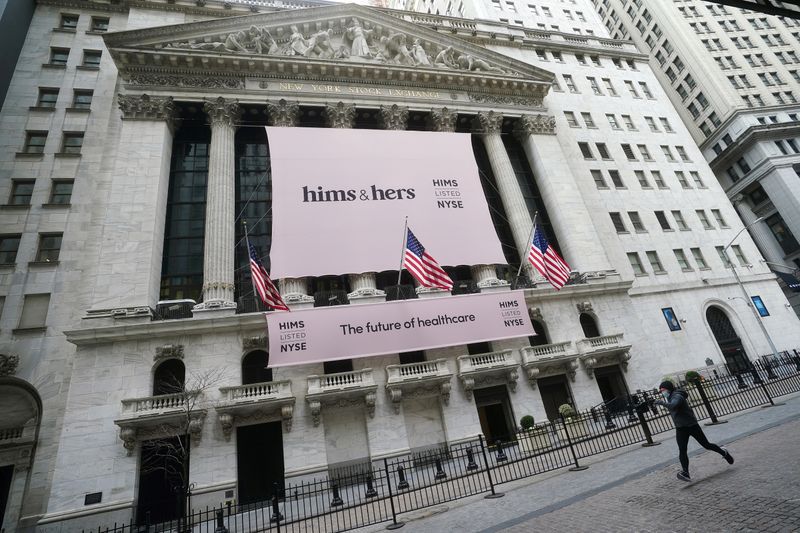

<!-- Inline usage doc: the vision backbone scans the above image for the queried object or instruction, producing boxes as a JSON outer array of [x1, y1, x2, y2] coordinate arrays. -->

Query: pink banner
[[266, 127, 507, 279], [267, 291, 534, 367]]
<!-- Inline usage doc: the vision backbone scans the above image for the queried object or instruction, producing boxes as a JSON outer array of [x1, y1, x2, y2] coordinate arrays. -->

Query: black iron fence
[[83, 349, 800, 533]]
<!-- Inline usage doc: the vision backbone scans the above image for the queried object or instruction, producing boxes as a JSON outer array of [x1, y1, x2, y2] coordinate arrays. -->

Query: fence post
[[494, 440, 508, 463], [434, 457, 447, 480], [764, 358, 778, 380], [365, 474, 378, 498], [270, 481, 283, 525], [478, 434, 504, 499], [383, 458, 405, 530], [756, 363, 785, 408], [695, 378, 726, 426], [603, 408, 616, 430], [560, 415, 588, 471], [395, 465, 410, 490], [465, 446, 478, 471], [635, 405, 661, 447], [330, 481, 344, 507], [214, 508, 228, 533], [626, 395, 638, 423]]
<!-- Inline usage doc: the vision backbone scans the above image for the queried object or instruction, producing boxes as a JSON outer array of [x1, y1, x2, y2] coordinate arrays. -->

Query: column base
[[477, 279, 511, 293], [416, 287, 451, 299], [348, 288, 386, 305], [284, 293, 316, 310], [193, 300, 237, 317]]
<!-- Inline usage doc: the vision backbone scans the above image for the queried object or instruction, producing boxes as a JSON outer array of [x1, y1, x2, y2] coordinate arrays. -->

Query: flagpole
[[513, 211, 538, 289], [243, 220, 261, 312], [396, 216, 409, 287]]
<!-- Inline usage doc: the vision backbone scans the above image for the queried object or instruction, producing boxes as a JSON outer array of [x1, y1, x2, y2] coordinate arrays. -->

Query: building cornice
[[709, 121, 800, 173], [701, 104, 800, 152]]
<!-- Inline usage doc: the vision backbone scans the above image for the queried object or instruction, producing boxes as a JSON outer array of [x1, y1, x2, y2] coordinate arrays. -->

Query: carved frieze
[[242, 335, 268, 351], [576, 302, 593, 314], [528, 307, 543, 321], [118, 94, 177, 124], [126, 74, 244, 89], [154, 344, 184, 362], [469, 93, 544, 108], [267, 99, 300, 127], [0, 354, 19, 376], [379, 104, 409, 130], [516, 114, 557, 136]]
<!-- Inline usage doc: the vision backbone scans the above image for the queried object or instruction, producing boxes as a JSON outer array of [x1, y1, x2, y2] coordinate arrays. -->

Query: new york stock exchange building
[[2, 0, 800, 529]]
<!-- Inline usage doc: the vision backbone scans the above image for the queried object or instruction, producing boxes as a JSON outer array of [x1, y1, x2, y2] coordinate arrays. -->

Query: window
[[72, 90, 93, 109], [581, 112, 596, 128], [37, 88, 59, 108], [645, 117, 659, 132], [49, 180, 73, 205], [35, 233, 62, 262], [90, 16, 109, 32], [578, 142, 594, 159], [622, 115, 636, 130], [9, 180, 34, 205], [0, 235, 21, 264], [588, 77, 603, 95], [18, 294, 50, 329], [716, 246, 732, 267], [646, 251, 665, 273], [602, 78, 618, 96], [596, 143, 611, 159], [696, 210, 713, 229], [675, 171, 690, 189], [49, 48, 69, 66], [564, 111, 579, 127], [766, 213, 800, 254], [551, 51, 563, 62], [563, 74, 578, 92], [674, 249, 692, 271], [61, 132, 84, 154], [688, 171, 704, 188], [610, 212, 627, 233], [606, 114, 620, 129], [627, 252, 646, 276], [576, 54, 586, 65], [661, 146, 676, 162], [652, 170, 667, 189], [676, 146, 690, 162], [591, 169, 607, 188], [655, 211, 672, 231], [708, 209, 728, 229], [731, 244, 748, 266], [635, 170, 650, 188], [624, 80, 640, 98], [691, 248, 709, 269], [638, 82, 654, 98], [59, 13, 78, 30], [536, 49, 548, 61], [82, 50, 101, 68], [672, 211, 688, 231], [608, 170, 624, 188], [637, 144, 652, 161], [628, 211, 646, 232], [621, 144, 636, 160]]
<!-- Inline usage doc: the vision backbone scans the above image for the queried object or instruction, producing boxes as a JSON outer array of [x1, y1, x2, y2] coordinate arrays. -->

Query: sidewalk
[[359, 392, 800, 532]]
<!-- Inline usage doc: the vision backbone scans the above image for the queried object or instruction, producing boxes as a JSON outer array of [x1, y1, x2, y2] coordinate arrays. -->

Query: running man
[[657, 380, 734, 481]]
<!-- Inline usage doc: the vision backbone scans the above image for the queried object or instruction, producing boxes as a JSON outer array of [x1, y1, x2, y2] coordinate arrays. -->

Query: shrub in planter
[[556, 404, 588, 441], [558, 403, 576, 419], [517, 415, 549, 455], [520, 415, 535, 431], [685, 370, 701, 383]]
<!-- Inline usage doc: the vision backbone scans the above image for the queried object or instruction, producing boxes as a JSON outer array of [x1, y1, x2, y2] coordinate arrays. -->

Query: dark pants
[[676, 424, 725, 473]]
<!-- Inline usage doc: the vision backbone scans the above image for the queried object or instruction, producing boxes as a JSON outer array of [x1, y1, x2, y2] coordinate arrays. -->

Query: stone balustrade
[[220, 380, 292, 403], [520, 342, 579, 386], [385, 359, 453, 412], [120, 392, 189, 415], [217, 380, 295, 436], [576, 333, 633, 379], [306, 369, 378, 426], [457, 349, 519, 399]]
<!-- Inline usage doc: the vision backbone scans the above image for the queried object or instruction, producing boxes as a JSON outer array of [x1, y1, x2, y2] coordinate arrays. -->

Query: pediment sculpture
[[162, 17, 513, 76]]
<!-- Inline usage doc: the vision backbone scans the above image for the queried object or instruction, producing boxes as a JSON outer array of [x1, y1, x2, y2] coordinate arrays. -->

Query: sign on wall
[[266, 291, 534, 367], [266, 127, 507, 279]]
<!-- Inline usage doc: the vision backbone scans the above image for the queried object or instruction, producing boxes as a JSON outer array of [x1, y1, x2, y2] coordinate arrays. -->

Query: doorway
[[137, 435, 187, 525], [237, 422, 285, 505], [0, 464, 13, 528], [473, 386, 515, 444], [594, 365, 629, 412], [706, 306, 750, 373], [538, 375, 573, 420]]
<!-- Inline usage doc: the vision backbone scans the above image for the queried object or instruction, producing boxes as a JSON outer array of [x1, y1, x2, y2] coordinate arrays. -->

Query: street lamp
[[723, 217, 782, 363]]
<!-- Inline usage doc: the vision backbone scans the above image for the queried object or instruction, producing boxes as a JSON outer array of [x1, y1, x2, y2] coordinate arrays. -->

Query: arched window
[[705, 305, 749, 372], [579, 313, 601, 338], [529, 319, 550, 346], [153, 359, 185, 396], [242, 350, 272, 384]]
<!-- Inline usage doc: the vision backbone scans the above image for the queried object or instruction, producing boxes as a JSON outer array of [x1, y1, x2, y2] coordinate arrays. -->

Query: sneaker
[[721, 447, 734, 465], [677, 471, 691, 482]]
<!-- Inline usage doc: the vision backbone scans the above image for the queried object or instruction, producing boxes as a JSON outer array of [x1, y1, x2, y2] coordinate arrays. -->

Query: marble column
[[430, 107, 507, 292], [733, 194, 786, 265], [194, 97, 240, 314], [515, 114, 612, 272], [267, 99, 315, 309], [760, 167, 800, 255], [85, 94, 177, 323]]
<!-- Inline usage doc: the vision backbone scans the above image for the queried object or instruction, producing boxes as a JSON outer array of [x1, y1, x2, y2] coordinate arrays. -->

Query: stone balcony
[[0, 425, 36, 450], [217, 380, 296, 437], [520, 341, 580, 386], [114, 392, 206, 455], [576, 333, 633, 378], [306, 369, 378, 426], [457, 349, 519, 399], [385, 359, 453, 413]]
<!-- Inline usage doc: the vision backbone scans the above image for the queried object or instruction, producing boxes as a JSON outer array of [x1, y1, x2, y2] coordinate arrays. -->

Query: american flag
[[248, 242, 289, 311], [403, 228, 453, 290], [528, 223, 571, 290]]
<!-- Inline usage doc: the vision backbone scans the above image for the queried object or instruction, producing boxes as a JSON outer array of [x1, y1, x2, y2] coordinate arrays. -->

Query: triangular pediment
[[104, 4, 553, 101]]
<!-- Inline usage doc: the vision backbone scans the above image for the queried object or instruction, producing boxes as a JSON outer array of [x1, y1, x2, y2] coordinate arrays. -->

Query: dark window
[[23, 132, 47, 153], [323, 359, 354, 374], [467, 342, 492, 355], [579, 313, 601, 338], [59, 14, 78, 29], [610, 212, 627, 233], [529, 319, 549, 346], [72, 90, 93, 109], [82, 50, 101, 67], [49, 48, 69, 65], [655, 211, 671, 230], [399, 351, 426, 364], [747, 184, 768, 205], [37, 88, 59, 108], [153, 359, 185, 396], [49, 180, 73, 204], [36, 233, 62, 262], [0, 235, 21, 264], [242, 350, 272, 384], [9, 180, 35, 205], [61, 132, 83, 154], [90, 16, 109, 31], [766, 213, 800, 254]]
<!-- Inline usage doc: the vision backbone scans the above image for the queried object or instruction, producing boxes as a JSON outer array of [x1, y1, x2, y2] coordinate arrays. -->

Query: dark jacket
[[657, 389, 698, 428]]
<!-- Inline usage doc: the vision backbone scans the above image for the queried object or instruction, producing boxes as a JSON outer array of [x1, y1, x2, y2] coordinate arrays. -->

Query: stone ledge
[[65, 107, 91, 113], [54, 152, 82, 158], [12, 327, 47, 335], [14, 152, 44, 159], [28, 260, 59, 267], [41, 63, 67, 69], [28, 106, 55, 112], [41, 203, 71, 208], [0, 204, 31, 209], [76, 65, 100, 72]]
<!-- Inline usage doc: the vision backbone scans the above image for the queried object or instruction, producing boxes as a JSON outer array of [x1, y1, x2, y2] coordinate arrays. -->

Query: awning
[[774, 270, 800, 292]]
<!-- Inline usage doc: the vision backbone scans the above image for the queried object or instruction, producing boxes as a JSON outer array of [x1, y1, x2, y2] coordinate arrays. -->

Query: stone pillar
[[267, 99, 315, 309], [760, 167, 800, 255], [85, 94, 177, 323], [733, 194, 786, 264], [515, 114, 612, 272], [194, 97, 240, 314]]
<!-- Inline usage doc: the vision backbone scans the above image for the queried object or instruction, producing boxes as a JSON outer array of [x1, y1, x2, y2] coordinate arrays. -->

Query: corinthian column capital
[[267, 99, 300, 127], [324, 102, 356, 128], [428, 107, 458, 132], [515, 114, 557, 137], [204, 97, 241, 128], [473, 111, 504, 134], [118, 93, 177, 126], [379, 104, 409, 130]]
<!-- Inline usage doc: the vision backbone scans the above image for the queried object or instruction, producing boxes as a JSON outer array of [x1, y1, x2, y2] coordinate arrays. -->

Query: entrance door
[[706, 306, 750, 373], [594, 365, 629, 412], [237, 422, 284, 505], [473, 386, 515, 445], [0, 464, 13, 528], [538, 375, 573, 420], [137, 436, 187, 525]]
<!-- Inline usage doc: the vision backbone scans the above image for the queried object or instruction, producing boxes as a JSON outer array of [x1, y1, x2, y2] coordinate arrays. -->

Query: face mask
[[661, 391, 670, 399]]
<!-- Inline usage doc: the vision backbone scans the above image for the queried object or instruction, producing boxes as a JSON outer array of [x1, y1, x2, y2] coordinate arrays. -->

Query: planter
[[687, 382, 717, 404], [517, 427, 551, 455], [557, 418, 589, 443]]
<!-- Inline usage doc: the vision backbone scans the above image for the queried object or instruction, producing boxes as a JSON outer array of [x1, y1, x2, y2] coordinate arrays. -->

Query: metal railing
[[82, 349, 800, 533]]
